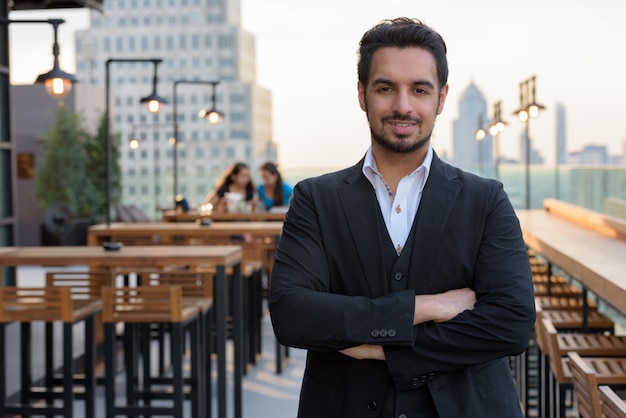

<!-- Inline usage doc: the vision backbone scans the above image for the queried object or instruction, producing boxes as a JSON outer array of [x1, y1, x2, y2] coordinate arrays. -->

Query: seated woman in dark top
[[203, 162, 255, 212]]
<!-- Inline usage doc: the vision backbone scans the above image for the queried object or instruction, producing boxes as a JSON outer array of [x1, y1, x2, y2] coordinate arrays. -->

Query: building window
[[218, 34, 231, 49]]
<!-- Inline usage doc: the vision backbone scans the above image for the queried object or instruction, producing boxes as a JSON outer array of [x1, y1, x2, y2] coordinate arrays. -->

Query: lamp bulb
[[44, 78, 71, 99]]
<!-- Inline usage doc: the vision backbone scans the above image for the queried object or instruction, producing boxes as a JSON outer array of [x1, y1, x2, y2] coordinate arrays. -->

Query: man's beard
[[370, 113, 433, 154]]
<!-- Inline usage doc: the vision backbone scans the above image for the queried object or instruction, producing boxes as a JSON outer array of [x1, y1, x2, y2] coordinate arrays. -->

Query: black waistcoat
[[377, 212, 439, 418]]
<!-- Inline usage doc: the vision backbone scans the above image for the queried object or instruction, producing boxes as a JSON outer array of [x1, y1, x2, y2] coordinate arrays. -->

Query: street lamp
[[172, 79, 224, 206], [513, 75, 545, 209], [489, 100, 507, 180], [0, 17, 78, 99], [104, 58, 168, 225]]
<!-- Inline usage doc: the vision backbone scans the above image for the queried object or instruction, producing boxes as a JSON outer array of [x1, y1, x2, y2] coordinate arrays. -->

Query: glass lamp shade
[[139, 92, 168, 114], [199, 108, 224, 124], [35, 66, 78, 99]]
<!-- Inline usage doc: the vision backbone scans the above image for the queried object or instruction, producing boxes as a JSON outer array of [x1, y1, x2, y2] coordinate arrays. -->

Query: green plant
[[84, 113, 122, 217], [33, 103, 121, 219]]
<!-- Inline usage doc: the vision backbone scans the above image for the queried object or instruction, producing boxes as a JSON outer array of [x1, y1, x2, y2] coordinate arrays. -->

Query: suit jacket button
[[419, 375, 427, 383], [398, 414, 408, 418], [428, 372, 437, 380], [394, 272, 404, 281], [388, 329, 396, 337], [366, 400, 377, 410], [370, 329, 379, 338], [410, 377, 420, 387], [379, 329, 387, 337]]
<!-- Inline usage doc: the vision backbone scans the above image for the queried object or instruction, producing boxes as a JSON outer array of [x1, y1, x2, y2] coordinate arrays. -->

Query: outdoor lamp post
[[104, 58, 168, 225], [172, 79, 224, 206], [0, 17, 78, 99], [513, 75, 545, 209], [488, 100, 507, 181]]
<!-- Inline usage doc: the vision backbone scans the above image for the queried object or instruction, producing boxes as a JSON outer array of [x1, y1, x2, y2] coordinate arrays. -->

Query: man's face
[[358, 47, 448, 154]]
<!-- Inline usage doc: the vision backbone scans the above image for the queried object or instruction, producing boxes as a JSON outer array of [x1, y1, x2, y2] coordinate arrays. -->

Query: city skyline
[[7, 0, 626, 170]]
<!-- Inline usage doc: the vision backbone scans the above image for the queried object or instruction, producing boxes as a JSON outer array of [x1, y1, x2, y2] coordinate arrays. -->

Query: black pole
[[104, 58, 164, 226], [105, 59, 111, 225], [171, 79, 223, 206], [525, 118, 531, 210]]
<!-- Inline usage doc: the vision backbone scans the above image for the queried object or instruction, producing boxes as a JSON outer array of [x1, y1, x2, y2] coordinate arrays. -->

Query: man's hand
[[414, 287, 476, 325], [340, 344, 386, 360]]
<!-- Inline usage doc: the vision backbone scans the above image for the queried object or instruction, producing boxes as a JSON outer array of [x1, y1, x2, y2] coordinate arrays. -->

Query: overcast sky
[[9, 0, 626, 170]]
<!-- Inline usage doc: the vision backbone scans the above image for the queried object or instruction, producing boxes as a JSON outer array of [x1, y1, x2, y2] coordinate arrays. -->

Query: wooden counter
[[516, 209, 626, 315]]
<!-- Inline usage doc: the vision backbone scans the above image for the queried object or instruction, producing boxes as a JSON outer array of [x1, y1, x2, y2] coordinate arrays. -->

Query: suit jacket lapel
[[409, 154, 463, 289], [338, 161, 389, 297]]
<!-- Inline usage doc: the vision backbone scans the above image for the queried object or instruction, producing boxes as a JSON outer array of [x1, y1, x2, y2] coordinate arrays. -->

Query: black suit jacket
[[269, 152, 536, 418]]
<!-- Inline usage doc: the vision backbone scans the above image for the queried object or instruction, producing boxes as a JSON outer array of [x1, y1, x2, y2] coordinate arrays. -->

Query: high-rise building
[[555, 103, 567, 165], [74, 0, 275, 218], [451, 82, 493, 176]]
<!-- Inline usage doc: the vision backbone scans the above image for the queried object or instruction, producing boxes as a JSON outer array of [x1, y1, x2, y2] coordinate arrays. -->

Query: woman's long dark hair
[[261, 162, 284, 206], [218, 162, 255, 201]]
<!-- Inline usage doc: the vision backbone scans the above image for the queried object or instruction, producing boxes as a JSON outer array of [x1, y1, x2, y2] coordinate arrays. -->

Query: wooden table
[[0, 245, 242, 418], [162, 209, 286, 222], [87, 221, 284, 246], [516, 209, 626, 316]]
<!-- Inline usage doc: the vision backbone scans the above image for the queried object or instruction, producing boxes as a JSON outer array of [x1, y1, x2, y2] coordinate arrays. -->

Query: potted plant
[[33, 104, 121, 245]]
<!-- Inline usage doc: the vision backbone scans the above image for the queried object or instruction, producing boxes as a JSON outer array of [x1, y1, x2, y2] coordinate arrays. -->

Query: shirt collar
[[362, 145, 433, 187]]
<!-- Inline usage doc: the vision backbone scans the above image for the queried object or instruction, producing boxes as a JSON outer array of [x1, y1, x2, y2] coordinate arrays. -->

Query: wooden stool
[[569, 351, 626, 418], [102, 285, 206, 418], [0, 286, 100, 418], [600, 385, 626, 418]]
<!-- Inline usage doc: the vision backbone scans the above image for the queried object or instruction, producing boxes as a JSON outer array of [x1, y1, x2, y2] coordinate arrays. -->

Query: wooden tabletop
[[87, 221, 284, 246], [0, 245, 242, 268], [516, 209, 626, 315], [162, 210, 286, 222]]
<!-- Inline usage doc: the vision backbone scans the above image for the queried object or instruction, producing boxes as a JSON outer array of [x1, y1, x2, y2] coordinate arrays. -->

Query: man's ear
[[436, 84, 449, 115], [358, 81, 367, 111]]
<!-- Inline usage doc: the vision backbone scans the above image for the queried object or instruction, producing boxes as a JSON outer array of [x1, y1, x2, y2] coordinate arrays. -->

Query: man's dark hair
[[357, 17, 448, 90]]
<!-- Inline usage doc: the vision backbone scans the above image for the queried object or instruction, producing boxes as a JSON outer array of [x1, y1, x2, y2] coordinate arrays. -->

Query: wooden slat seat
[[569, 351, 626, 418], [534, 282, 581, 298], [101, 285, 206, 418], [600, 385, 626, 418], [102, 285, 199, 324], [0, 286, 100, 418], [533, 272, 567, 285], [45, 269, 112, 301], [536, 296, 597, 311], [542, 310, 614, 332]]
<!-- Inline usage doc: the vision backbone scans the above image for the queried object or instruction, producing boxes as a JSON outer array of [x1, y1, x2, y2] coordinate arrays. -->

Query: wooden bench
[[543, 198, 626, 241]]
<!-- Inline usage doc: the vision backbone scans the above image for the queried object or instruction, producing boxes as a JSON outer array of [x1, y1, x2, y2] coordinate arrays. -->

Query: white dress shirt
[[362, 146, 432, 254]]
